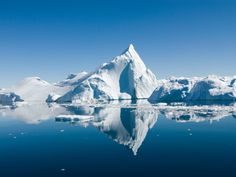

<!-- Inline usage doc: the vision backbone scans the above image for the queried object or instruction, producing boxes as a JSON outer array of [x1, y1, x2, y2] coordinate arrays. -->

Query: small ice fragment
[[8, 133, 12, 136], [189, 133, 193, 136], [20, 132, 24, 135], [60, 129, 65, 133], [187, 128, 191, 131], [61, 168, 66, 172], [13, 136, 17, 139], [156, 103, 167, 106]]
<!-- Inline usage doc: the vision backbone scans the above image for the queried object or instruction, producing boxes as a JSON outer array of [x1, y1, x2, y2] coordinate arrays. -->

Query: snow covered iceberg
[[148, 77, 199, 103], [6, 77, 71, 103], [0, 44, 158, 104], [56, 44, 158, 103], [186, 76, 236, 101], [1, 44, 235, 105], [0, 92, 23, 105], [149, 76, 236, 103]]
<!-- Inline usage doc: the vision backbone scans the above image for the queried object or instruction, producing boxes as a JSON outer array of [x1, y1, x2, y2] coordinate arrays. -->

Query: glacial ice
[[186, 75, 236, 101], [0, 45, 235, 105], [56, 44, 158, 103], [149, 76, 236, 103], [7, 77, 70, 103], [0, 92, 23, 105], [149, 77, 200, 103]]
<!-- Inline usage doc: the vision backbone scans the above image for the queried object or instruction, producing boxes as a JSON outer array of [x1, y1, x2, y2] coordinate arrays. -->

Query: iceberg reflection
[[0, 103, 235, 155], [55, 106, 158, 155], [0, 103, 68, 124], [161, 108, 234, 123], [93, 108, 158, 155]]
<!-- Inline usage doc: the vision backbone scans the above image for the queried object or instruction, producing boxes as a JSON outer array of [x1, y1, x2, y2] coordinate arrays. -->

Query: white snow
[[186, 75, 236, 101], [149, 75, 236, 103], [46, 93, 62, 103], [56, 44, 158, 103], [149, 77, 200, 103], [56, 71, 88, 86], [0, 45, 235, 105], [3, 77, 71, 103]]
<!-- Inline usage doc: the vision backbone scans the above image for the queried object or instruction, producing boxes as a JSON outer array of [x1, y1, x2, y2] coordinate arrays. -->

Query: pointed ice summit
[[56, 44, 158, 103]]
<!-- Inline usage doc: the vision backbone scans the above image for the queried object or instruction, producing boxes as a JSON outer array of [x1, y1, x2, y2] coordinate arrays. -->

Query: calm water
[[0, 103, 236, 177]]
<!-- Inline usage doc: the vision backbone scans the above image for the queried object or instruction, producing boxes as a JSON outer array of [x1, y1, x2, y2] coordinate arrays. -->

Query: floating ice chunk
[[55, 115, 94, 122]]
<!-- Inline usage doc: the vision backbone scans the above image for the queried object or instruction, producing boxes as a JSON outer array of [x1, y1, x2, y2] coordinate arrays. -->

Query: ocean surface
[[0, 103, 236, 177]]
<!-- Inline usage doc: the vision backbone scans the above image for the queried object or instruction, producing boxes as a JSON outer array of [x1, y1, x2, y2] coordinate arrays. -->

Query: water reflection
[[161, 108, 234, 123], [55, 106, 158, 155], [93, 108, 157, 155], [0, 103, 68, 124], [0, 103, 235, 155]]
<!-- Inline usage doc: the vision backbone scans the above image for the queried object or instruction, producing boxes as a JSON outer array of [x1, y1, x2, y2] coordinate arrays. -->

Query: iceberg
[[0, 92, 23, 105], [186, 76, 236, 101], [56, 44, 158, 103], [3, 77, 71, 103], [0, 45, 235, 105], [149, 76, 236, 103], [149, 77, 199, 103], [56, 71, 88, 87]]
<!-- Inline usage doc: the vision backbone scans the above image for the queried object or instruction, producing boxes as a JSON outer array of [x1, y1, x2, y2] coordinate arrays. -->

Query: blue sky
[[0, 0, 236, 87]]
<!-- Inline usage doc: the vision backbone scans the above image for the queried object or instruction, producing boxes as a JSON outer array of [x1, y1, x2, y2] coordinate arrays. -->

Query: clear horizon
[[1, 0, 236, 87]]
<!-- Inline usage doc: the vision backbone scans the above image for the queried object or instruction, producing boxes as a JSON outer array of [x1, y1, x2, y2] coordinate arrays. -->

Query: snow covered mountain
[[56, 44, 158, 103]]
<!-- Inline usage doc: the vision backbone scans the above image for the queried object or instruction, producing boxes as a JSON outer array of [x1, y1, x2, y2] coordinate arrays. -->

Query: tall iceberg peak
[[121, 44, 140, 60], [56, 44, 158, 103]]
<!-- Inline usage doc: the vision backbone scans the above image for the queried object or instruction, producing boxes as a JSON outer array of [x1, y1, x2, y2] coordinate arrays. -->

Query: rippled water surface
[[0, 103, 236, 177]]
